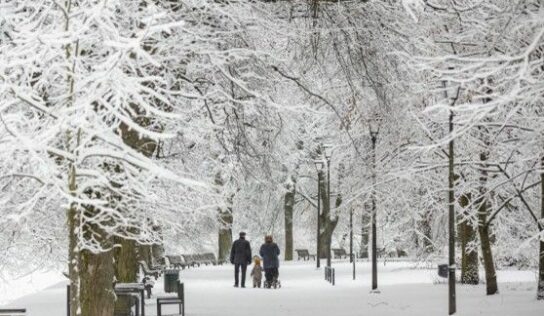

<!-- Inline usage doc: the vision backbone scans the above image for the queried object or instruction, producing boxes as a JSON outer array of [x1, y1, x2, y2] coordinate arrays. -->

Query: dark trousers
[[264, 267, 279, 283], [234, 263, 248, 286]]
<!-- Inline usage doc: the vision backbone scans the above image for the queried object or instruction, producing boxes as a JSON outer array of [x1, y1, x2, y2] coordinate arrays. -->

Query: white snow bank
[[0, 270, 66, 305]]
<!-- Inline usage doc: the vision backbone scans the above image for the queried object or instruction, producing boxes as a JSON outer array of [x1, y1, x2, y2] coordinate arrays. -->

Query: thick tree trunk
[[458, 192, 479, 285], [139, 245, 153, 267], [318, 178, 339, 258], [80, 248, 115, 316], [284, 179, 295, 261], [218, 209, 233, 262], [215, 171, 234, 262], [538, 157, 544, 300], [478, 151, 498, 295], [113, 237, 139, 314], [79, 206, 115, 316], [113, 114, 159, 316]]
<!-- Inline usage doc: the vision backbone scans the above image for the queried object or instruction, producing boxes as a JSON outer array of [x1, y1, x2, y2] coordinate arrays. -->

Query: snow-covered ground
[[2, 260, 543, 315], [0, 270, 66, 306]]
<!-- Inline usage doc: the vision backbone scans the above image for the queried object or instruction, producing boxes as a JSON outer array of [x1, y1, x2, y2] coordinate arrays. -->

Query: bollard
[[352, 254, 356, 280]]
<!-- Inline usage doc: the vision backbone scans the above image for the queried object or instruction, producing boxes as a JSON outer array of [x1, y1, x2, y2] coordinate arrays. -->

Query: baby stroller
[[263, 269, 281, 289]]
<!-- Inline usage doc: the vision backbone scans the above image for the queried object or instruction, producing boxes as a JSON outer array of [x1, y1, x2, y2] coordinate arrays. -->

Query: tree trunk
[[79, 206, 115, 316], [67, 205, 80, 316], [478, 151, 498, 295], [151, 224, 165, 265], [139, 244, 153, 267], [80, 248, 115, 316], [318, 176, 339, 258], [284, 178, 295, 261], [418, 208, 434, 255], [113, 237, 139, 314], [360, 204, 370, 258], [114, 114, 159, 316], [218, 208, 233, 262], [215, 171, 234, 262], [458, 192, 479, 284], [538, 156, 544, 300]]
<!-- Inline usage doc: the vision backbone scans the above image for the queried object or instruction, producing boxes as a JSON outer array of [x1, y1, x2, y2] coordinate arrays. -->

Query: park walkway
[[2, 260, 542, 315]]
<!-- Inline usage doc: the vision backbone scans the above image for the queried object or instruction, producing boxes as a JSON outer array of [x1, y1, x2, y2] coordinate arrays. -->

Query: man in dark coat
[[259, 235, 280, 288], [230, 231, 252, 287]]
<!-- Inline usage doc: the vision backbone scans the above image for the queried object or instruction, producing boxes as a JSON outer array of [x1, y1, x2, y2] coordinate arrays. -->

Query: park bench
[[139, 260, 161, 280], [201, 252, 218, 265], [166, 255, 187, 269], [157, 281, 185, 316], [114, 283, 146, 316], [0, 309, 26, 316], [332, 248, 348, 259], [182, 254, 198, 267], [295, 249, 316, 261], [193, 254, 207, 266]]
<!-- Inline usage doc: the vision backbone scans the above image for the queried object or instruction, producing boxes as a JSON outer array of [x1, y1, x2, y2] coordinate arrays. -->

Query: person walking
[[259, 235, 280, 288], [230, 231, 252, 288]]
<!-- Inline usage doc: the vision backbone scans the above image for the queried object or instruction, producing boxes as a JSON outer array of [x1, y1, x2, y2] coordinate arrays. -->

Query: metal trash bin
[[164, 269, 179, 293], [438, 264, 448, 278]]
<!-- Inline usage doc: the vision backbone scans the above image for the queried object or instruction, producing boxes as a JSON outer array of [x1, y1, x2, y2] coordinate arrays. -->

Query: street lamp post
[[350, 208, 353, 264], [314, 160, 325, 269], [369, 115, 381, 292], [323, 144, 333, 268], [350, 207, 356, 280]]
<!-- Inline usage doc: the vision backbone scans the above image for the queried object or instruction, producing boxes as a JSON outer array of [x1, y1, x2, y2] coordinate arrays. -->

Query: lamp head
[[313, 159, 325, 171], [368, 114, 383, 135], [323, 144, 333, 160]]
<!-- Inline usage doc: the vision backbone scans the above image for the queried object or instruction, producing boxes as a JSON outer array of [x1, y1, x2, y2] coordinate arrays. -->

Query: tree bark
[[218, 209, 233, 262], [113, 109, 159, 315], [79, 206, 115, 316], [215, 171, 234, 262], [284, 177, 295, 261], [67, 204, 80, 316], [113, 237, 139, 314], [538, 156, 544, 300], [318, 173, 339, 258], [360, 204, 370, 258], [478, 151, 498, 295], [458, 192, 479, 285], [80, 248, 115, 316]]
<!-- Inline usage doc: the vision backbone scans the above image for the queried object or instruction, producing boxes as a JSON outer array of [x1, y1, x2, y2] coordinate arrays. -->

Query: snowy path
[[2, 260, 543, 315]]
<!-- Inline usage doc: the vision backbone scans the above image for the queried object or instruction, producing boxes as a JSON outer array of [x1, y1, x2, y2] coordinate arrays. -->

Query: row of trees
[[1, 0, 543, 315]]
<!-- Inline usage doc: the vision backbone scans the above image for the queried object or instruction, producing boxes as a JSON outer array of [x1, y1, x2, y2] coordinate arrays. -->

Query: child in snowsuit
[[250, 256, 263, 288]]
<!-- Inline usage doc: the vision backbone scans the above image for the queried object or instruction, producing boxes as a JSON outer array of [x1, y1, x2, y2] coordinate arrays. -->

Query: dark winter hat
[[239, 231, 246, 237]]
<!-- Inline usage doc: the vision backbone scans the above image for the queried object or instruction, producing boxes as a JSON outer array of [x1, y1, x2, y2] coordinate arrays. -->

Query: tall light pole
[[314, 159, 324, 269], [351, 207, 356, 280], [369, 115, 381, 292], [350, 208, 354, 263], [323, 144, 333, 268]]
